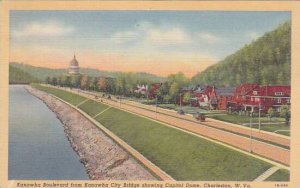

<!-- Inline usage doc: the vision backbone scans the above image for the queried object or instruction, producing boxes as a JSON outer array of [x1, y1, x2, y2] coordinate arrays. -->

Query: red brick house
[[227, 83, 260, 111], [243, 85, 291, 113], [228, 84, 291, 113]]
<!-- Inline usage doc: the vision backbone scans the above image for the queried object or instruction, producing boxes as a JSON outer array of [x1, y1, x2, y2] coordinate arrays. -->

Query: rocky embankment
[[26, 86, 156, 180]]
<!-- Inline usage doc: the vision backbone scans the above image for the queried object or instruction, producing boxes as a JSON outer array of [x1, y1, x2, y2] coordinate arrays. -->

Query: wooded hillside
[[192, 22, 291, 86], [9, 65, 39, 84]]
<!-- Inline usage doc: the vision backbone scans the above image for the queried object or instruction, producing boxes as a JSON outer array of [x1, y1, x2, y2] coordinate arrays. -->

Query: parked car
[[194, 112, 206, 122]]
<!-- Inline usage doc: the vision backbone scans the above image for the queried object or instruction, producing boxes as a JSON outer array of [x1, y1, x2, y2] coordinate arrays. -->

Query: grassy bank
[[32, 84, 286, 181], [32, 84, 86, 106]]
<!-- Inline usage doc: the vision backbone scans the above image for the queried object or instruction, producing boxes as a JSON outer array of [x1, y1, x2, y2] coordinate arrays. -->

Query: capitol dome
[[69, 55, 80, 74]]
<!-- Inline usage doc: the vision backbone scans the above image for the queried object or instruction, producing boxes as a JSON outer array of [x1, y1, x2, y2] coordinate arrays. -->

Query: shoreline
[[25, 85, 156, 180]]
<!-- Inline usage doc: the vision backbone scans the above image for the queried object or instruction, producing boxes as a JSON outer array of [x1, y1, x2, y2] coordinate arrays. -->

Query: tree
[[169, 82, 180, 103], [190, 22, 291, 86], [80, 75, 91, 90], [106, 77, 116, 94], [61, 75, 71, 87], [116, 75, 126, 95], [71, 75, 81, 88], [183, 92, 192, 104], [98, 76, 108, 92], [267, 107, 276, 120], [45, 76, 51, 84], [280, 105, 291, 125], [51, 77, 58, 86], [92, 77, 98, 91]]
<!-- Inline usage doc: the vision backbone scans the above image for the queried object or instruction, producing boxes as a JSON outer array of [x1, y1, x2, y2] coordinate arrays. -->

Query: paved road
[[121, 99, 290, 148], [52, 86, 290, 166]]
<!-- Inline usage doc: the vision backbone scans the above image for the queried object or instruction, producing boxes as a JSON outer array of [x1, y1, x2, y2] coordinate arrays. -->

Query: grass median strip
[[78, 99, 109, 117], [211, 114, 290, 136], [94, 107, 272, 181], [93, 107, 112, 118], [32, 84, 86, 106], [33, 84, 279, 181], [265, 169, 290, 181]]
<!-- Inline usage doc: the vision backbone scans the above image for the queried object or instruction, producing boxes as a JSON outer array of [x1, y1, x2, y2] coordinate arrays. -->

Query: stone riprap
[[26, 86, 156, 180]]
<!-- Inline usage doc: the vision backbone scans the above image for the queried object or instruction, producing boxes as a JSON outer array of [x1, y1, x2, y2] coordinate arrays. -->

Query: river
[[9, 85, 89, 180]]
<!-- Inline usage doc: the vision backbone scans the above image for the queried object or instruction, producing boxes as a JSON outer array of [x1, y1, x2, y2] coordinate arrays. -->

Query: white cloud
[[146, 27, 191, 45], [110, 22, 191, 46], [246, 31, 259, 40], [13, 20, 74, 37], [110, 31, 139, 44], [197, 32, 222, 44]]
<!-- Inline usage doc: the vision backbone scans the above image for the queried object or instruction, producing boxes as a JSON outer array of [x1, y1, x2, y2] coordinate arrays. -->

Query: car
[[177, 109, 185, 115], [194, 112, 206, 122]]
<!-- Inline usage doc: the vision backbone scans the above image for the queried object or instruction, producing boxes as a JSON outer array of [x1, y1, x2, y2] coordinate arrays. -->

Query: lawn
[[211, 114, 289, 136], [78, 99, 109, 117], [265, 169, 290, 181], [34, 84, 286, 181], [95, 107, 272, 180], [158, 104, 223, 115], [31, 84, 86, 106]]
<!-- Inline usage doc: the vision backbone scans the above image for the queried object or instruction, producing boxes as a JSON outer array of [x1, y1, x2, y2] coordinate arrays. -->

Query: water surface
[[9, 85, 89, 180]]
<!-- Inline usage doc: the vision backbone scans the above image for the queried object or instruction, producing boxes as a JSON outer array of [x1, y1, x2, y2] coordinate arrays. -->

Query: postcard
[[0, 1, 300, 188]]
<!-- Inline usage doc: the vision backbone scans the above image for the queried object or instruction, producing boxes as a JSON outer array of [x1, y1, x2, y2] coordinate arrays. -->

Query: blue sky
[[10, 11, 291, 77]]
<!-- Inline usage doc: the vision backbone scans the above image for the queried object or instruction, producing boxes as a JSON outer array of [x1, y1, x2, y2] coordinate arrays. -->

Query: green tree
[[169, 82, 180, 103], [80, 75, 91, 90], [191, 21, 291, 86], [183, 92, 192, 104], [280, 105, 291, 125], [61, 75, 71, 87], [92, 77, 98, 91], [98, 76, 108, 92], [116, 75, 126, 95], [71, 75, 81, 88], [51, 77, 58, 86], [45, 76, 51, 84], [267, 107, 276, 119]]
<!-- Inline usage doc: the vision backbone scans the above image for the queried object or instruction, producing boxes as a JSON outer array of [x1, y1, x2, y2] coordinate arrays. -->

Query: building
[[147, 83, 162, 99], [193, 86, 235, 110], [227, 83, 291, 113], [215, 87, 235, 110], [243, 85, 291, 113], [134, 84, 148, 95], [227, 83, 260, 111], [69, 55, 80, 74]]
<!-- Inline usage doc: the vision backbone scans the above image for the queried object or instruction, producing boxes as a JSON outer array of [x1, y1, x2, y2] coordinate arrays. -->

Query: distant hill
[[9, 65, 40, 84], [192, 21, 291, 86], [9, 63, 166, 83]]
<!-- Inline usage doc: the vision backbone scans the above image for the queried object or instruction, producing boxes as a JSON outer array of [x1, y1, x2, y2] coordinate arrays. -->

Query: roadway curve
[[52, 86, 290, 166]]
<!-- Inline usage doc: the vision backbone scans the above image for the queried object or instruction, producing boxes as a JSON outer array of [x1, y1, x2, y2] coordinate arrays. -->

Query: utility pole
[[250, 116, 253, 153], [155, 95, 158, 119], [258, 102, 261, 131], [180, 93, 182, 110]]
